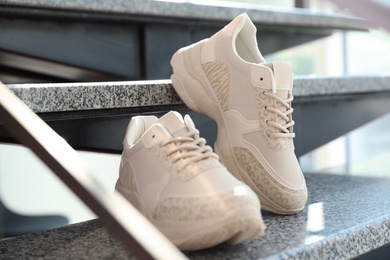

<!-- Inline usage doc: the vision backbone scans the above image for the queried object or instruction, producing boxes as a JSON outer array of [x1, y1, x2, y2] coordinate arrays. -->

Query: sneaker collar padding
[[225, 13, 265, 64], [125, 115, 158, 147]]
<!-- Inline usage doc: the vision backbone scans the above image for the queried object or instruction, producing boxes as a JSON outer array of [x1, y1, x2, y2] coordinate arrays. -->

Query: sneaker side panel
[[171, 35, 307, 215], [171, 39, 222, 121]]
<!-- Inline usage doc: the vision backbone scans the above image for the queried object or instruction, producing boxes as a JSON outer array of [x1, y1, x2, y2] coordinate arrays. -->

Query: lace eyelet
[[152, 135, 155, 138], [260, 77, 264, 81]]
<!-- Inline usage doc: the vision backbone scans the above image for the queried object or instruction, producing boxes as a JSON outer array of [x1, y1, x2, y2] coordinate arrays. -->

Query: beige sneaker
[[115, 111, 265, 250], [170, 13, 307, 215]]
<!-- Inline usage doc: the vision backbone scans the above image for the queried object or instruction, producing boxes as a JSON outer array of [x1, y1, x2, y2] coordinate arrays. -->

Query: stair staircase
[[1, 1, 390, 259]]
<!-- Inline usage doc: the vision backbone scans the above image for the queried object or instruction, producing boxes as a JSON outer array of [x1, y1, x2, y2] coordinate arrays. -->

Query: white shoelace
[[161, 129, 218, 170], [264, 91, 295, 139]]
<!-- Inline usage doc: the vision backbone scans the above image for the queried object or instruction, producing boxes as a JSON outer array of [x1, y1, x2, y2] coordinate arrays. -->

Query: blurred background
[[1, 0, 390, 227]]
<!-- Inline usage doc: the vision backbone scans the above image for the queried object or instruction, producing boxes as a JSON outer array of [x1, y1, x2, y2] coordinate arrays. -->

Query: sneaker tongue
[[265, 62, 293, 131], [156, 111, 189, 137], [264, 61, 293, 100]]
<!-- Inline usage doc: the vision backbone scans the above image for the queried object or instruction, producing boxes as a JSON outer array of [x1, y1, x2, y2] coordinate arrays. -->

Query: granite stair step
[[2, 75, 390, 156], [1, 173, 390, 259], [0, 0, 371, 82]]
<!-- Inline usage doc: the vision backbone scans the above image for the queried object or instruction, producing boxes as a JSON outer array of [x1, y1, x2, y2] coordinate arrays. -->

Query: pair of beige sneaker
[[115, 13, 307, 251]]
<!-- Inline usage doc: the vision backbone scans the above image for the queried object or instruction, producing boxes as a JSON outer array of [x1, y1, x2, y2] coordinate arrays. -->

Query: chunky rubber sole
[[171, 45, 304, 215], [116, 181, 265, 250]]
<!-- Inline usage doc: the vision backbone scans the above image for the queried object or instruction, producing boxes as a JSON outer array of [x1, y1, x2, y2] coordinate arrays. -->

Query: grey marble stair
[[0, 0, 371, 82], [0, 0, 368, 30], [1, 173, 390, 259], [5, 76, 390, 113], [2, 75, 390, 157]]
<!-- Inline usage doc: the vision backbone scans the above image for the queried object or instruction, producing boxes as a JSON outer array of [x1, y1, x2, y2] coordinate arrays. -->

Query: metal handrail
[[0, 81, 187, 260]]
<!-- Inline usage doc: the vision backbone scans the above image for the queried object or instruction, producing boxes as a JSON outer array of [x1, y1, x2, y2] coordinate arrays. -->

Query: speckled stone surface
[[294, 75, 390, 97], [6, 75, 390, 113], [1, 173, 390, 259], [8, 79, 182, 113], [0, 0, 369, 31]]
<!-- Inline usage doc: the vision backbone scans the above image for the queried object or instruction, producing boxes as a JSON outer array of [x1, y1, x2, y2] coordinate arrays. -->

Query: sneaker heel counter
[[200, 34, 217, 64]]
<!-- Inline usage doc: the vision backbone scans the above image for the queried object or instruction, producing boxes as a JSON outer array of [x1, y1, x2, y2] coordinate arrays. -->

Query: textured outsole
[[214, 143, 305, 215]]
